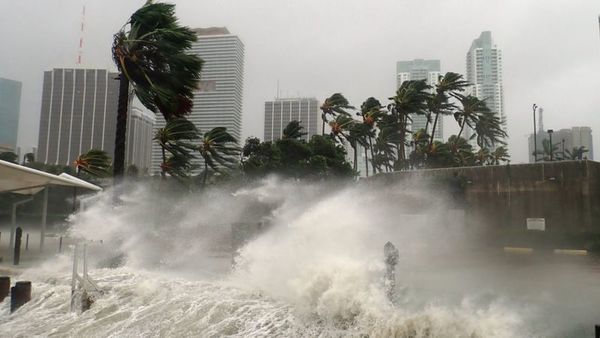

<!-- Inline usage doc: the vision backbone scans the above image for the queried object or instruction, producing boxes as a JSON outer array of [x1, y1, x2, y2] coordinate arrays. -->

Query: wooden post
[[0, 276, 9, 302], [13, 227, 22, 265], [25, 233, 29, 251], [384, 241, 399, 301], [59, 237, 63, 253], [10, 281, 31, 312]]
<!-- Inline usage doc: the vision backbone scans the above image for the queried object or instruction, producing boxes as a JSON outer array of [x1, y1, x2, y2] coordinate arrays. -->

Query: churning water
[[1, 177, 599, 337]]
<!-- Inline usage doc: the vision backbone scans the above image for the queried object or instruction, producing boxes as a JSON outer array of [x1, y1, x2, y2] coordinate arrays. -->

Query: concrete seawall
[[368, 160, 600, 235]]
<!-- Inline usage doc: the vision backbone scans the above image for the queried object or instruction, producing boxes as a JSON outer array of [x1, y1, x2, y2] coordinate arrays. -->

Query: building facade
[[264, 97, 320, 142], [126, 106, 155, 173], [528, 126, 594, 162], [36, 68, 153, 169], [0, 77, 22, 152], [151, 27, 245, 175], [396, 59, 443, 141], [465, 31, 505, 144]]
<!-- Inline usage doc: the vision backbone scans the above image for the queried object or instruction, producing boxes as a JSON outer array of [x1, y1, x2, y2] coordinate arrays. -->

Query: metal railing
[[70, 243, 102, 311]]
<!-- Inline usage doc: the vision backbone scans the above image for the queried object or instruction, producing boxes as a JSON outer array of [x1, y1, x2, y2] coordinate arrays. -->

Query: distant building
[[36, 68, 153, 169], [0, 77, 22, 152], [151, 27, 244, 175], [465, 31, 505, 145], [264, 98, 321, 142], [396, 59, 443, 141], [528, 126, 593, 162], [126, 106, 155, 173]]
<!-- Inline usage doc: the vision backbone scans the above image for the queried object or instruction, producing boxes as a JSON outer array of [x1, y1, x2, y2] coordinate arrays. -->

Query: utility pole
[[532, 104, 538, 162]]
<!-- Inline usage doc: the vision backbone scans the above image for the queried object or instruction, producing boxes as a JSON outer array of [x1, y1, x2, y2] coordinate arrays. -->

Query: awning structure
[[0, 160, 102, 250], [0, 160, 102, 194]]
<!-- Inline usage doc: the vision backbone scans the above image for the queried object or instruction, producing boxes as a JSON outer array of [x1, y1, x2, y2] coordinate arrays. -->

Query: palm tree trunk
[[364, 145, 369, 177], [353, 141, 358, 171], [160, 146, 167, 178], [203, 161, 208, 187], [457, 120, 465, 139], [369, 137, 376, 174], [428, 113, 440, 149], [72, 168, 80, 212], [321, 114, 326, 136], [113, 73, 130, 184]]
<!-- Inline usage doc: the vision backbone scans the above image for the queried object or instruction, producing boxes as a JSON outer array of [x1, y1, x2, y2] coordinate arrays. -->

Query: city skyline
[[1, 0, 599, 164]]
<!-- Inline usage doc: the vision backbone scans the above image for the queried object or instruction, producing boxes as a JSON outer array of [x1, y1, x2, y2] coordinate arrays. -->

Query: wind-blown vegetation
[[318, 71, 510, 176]]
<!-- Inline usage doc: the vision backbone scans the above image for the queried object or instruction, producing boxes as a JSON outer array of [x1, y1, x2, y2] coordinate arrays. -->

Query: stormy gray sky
[[1, 0, 599, 163]]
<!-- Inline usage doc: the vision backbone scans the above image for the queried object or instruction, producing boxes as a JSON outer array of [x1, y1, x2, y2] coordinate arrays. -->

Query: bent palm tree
[[154, 118, 199, 178], [282, 120, 307, 140], [198, 127, 240, 186], [454, 94, 489, 138], [564, 146, 589, 160], [74, 149, 112, 177], [428, 72, 469, 149], [112, 0, 203, 180], [320, 93, 354, 135]]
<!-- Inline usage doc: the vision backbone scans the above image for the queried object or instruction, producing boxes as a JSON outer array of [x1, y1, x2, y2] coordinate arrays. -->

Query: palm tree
[[447, 135, 474, 167], [154, 118, 199, 178], [198, 127, 240, 186], [428, 72, 469, 149], [74, 149, 112, 177], [454, 94, 489, 138], [282, 120, 307, 140], [534, 139, 560, 161], [564, 146, 589, 160], [22, 152, 35, 165], [490, 146, 510, 165], [73, 149, 111, 210], [472, 111, 507, 150], [111, 1, 203, 180], [320, 93, 354, 135], [474, 147, 491, 166], [388, 80, 430, 166]]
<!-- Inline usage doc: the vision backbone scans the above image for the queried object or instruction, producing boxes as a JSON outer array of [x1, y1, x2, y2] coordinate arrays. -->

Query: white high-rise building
[[151, 27, 244, 175], [264, 97, 321, 142], [396, 59, 443, 141], [126, 106, 155, 173], [465, 31, 505, 144]]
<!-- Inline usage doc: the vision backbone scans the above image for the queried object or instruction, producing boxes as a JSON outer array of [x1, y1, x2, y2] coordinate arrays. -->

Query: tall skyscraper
[[264, 97, 320, 142], [37, 68, 119, 165], [151, 27, 245, 175], [0, 77, 22, 152], [396, 59, 443, 140], [37, 68, 153, 169], [465, 31, 505, 144]]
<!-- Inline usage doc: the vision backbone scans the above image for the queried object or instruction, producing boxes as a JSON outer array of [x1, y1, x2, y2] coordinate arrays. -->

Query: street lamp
[[547, 129, 554, 161], [532, 104, 538, 162]]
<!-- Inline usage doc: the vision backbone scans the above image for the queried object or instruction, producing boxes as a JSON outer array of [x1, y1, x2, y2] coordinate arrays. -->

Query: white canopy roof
[[0, 160, 102, 195]]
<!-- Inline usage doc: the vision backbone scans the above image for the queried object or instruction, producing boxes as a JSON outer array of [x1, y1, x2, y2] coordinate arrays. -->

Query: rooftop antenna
[[276, 79, 280, 99], [76, 5, 86, 65]]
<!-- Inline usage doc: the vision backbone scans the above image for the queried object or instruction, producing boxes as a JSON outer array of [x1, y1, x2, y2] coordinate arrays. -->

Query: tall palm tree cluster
[[320, 72, 509, 176], [111, 1, 239, 187]]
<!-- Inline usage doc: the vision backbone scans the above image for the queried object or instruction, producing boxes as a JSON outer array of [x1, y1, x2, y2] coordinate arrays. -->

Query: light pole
[[548, 129, 554, 161], [532, 104, 538, 162]]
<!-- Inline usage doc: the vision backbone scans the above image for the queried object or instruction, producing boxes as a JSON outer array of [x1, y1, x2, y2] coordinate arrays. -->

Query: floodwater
[[1, 177, 599, 337]]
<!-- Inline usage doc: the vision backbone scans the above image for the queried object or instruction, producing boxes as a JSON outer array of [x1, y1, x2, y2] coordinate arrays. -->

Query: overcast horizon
[[1, 0, 599, 163]]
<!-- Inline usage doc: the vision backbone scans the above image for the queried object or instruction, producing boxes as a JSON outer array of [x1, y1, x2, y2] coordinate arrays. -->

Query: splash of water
[[6, 176, 594, 336]]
